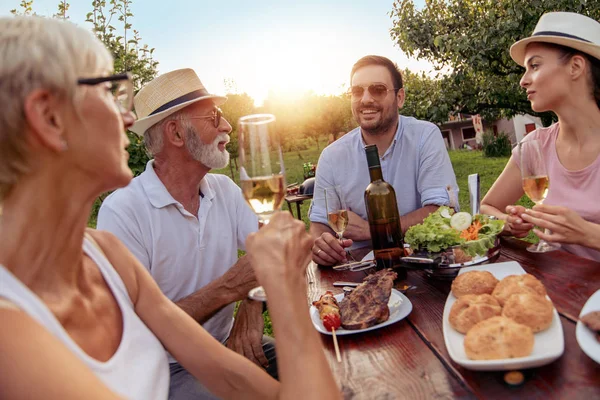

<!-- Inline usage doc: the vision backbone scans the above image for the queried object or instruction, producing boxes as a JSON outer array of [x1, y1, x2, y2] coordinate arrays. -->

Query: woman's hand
[[246, 212, 313, 291], [503, 205, 535, 238], [521, 204, 598, 248]]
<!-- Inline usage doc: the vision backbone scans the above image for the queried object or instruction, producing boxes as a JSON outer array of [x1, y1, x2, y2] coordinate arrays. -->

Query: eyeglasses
[[77, 72, 134, 113], [348, 84, 398, 102], [182, 108, 222, 128]]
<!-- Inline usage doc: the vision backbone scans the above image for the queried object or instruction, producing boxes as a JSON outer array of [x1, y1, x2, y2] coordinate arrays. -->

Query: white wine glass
[[325, 186, 348, 243], [519, 139, 560, 253], [238, 114, 285, 301]]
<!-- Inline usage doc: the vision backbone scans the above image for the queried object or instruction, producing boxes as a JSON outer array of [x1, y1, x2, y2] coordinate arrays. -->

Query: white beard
[[185, 129, 230, 169]]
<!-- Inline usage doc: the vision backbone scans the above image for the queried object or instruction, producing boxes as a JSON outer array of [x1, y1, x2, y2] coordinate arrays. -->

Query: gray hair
[[0, 16, 112, 202], [143, 109, 192, 156]]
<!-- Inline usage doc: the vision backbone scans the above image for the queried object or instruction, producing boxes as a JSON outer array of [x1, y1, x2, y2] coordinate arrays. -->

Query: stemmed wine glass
[[325, 186, 348, 244], [238, 114, 286, 301], [519, 139, 560, 253]]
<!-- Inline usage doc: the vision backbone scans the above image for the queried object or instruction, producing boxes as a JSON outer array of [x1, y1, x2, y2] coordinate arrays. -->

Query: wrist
[[582, 221, 600, 250], [215, 276, 246, 303], [242, 298, 264, 312]]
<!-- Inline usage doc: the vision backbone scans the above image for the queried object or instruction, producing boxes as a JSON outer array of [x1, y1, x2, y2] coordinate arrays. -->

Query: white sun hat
[[130, 68, 227, 136], [510, 12, 600, 67]]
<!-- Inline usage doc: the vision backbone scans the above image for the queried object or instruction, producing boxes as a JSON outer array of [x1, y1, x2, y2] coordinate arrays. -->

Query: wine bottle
[[363, 144, 406, 278]]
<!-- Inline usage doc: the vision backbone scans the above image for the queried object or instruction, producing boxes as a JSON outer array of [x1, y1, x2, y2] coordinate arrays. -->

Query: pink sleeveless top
[[512, 123, 600, 262]]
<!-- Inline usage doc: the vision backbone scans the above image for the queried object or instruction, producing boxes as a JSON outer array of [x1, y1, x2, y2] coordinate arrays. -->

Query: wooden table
[[284, 194, 312, 220], [307, 237, 600, 399]]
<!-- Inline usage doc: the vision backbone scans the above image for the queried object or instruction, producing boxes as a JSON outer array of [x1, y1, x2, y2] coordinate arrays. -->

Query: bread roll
[[449, 294, 502, 333], [464, 316, 534, 360], [502, 293, 554, 332], [492, 274, 546, 306], [451, 270, 499, 298]]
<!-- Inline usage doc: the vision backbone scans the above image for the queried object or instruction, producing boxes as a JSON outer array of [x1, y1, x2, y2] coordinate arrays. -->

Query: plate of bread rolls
[[576, 289, 600, 364], [442, 261, 563, 371]]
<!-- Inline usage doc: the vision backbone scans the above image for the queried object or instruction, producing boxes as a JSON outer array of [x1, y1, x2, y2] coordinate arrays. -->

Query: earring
[[60, 138, 68, 152]]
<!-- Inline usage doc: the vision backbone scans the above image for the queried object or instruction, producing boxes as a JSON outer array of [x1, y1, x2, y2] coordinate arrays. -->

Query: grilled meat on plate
[[340, 269, 397, 330]]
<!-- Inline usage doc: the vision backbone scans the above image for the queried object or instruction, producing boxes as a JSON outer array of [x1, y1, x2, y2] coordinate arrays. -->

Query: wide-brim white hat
[[130, 68, 227, 136], [510, 12, 600, 67]]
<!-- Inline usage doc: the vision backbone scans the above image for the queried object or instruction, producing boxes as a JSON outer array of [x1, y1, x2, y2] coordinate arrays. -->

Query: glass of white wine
[[519, 139, 560, 253], [238, 114, 285, 301], [325, 186, 348, 243]]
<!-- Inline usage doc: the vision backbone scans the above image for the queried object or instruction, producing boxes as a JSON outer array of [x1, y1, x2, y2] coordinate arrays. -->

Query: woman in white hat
[[0, 16, 339, 400], [481, 12, 600, 261]]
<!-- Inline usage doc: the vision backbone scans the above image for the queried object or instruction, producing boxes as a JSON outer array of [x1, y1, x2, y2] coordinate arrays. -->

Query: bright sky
[[1, 0, 429, 105]]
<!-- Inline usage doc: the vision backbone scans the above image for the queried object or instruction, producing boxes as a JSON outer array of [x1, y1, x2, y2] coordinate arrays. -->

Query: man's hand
[[312, 232, 352, 266], [221, 255, 260, 300], [503, 205, 535, 238], [226, 299, 268, 368], [343, 210, 371, 241]]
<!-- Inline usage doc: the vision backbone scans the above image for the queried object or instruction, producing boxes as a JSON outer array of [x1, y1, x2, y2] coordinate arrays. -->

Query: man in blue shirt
[[309, 55, 458, 266]]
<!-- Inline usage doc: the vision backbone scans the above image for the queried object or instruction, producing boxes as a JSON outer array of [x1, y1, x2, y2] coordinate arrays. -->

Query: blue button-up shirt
[[309, 115, 459, 249]]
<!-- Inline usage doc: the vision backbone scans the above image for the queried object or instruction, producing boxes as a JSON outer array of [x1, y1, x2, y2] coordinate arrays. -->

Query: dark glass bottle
[[363, 144, 406, 279]]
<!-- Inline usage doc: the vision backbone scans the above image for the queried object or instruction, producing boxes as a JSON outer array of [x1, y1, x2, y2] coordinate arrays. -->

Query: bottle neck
[[369, 166, 383, 182]]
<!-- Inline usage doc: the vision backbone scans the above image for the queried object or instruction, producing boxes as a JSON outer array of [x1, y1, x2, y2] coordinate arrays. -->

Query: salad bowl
[[403, 207, 504, 279]]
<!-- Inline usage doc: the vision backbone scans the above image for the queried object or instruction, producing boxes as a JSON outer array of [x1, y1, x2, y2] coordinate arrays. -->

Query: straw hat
[[510, 12, 600, 67], [130, 68, 227, 136]]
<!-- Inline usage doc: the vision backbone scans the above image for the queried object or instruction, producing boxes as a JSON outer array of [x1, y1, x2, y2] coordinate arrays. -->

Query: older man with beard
[[309, 55, 459, 266], [98, 69, 276, 400]]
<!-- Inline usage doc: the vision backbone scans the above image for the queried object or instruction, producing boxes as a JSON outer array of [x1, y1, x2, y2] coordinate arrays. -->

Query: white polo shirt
[[98, 161, 258, 351]]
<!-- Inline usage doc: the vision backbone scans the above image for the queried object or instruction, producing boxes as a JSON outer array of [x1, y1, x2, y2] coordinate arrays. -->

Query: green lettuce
[[404, 207, 505, 256], [404, 206, 464, 253]]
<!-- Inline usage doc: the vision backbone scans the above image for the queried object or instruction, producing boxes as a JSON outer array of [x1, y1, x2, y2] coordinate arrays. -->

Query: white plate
[[310, 288, 412, 335], [442, 261, 564, 371], [576, 289, 600, 363]]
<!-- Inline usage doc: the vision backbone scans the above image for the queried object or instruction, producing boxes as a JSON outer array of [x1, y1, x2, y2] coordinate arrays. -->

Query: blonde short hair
[[0, 16, 113, 202]]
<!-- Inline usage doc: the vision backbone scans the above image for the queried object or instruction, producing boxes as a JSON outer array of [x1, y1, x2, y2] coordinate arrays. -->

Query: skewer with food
[[312, 291, 342, 362]]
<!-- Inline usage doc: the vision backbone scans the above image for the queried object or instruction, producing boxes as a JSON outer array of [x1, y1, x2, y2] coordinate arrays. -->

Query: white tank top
[[0, 237, 169, 399]]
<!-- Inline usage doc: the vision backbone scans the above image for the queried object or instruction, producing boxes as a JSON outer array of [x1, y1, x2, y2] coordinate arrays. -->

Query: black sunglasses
[[349, 83, 398, 102], [77, 72, 134, 112]]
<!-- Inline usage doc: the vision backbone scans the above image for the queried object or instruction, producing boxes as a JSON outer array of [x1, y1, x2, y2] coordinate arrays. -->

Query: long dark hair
[[547, 43, 600, 109]]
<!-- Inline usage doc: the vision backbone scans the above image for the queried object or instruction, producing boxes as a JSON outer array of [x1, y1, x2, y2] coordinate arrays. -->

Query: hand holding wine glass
[[239, 114, 286, 300], [519, 139, 560, 253], [325, 186, 349, 244]]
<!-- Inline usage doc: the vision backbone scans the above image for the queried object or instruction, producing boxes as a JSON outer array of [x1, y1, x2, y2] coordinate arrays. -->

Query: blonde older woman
[[0, 17, 339, 400]]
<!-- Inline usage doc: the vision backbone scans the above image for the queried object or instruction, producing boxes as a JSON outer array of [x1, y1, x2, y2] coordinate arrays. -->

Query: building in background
[[438, 113, 543, 150]]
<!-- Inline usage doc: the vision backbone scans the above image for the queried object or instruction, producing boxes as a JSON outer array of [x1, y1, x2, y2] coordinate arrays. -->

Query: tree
[[86, 0, 159, 176], [261, 91, 355, 152], [10, 0, 35, 15], [53, 1, 69, 19], [390, 0, 600, 125], [220, 92, 256, 178], [401, 69, 448, 123]]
